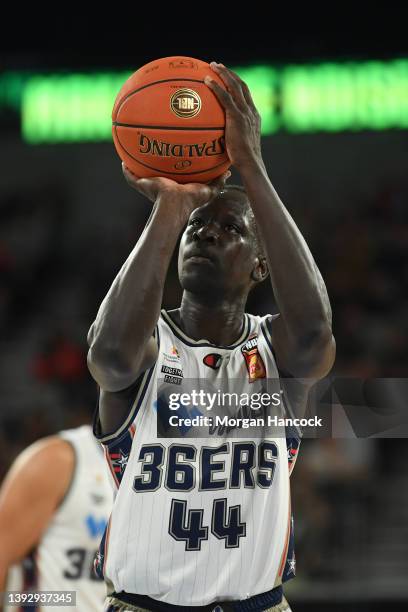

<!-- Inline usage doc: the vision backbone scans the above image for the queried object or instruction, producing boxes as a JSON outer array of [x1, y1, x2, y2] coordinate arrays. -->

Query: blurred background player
[[0, 423, 112, 612]]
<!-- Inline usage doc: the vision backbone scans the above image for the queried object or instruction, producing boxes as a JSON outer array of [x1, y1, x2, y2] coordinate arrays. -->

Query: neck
[[176, 291, 247, 345]]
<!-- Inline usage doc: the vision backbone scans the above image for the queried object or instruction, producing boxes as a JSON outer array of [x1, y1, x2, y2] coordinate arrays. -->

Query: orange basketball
[[112, 56, 231, 184]]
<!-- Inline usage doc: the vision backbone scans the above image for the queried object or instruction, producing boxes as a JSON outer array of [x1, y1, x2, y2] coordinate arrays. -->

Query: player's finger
[[122, 163, 140, 183], [209, 63, 247, 110], [204, 76, 237, 112], [239, 80, 258, 111], [213, 64, 258, 113]]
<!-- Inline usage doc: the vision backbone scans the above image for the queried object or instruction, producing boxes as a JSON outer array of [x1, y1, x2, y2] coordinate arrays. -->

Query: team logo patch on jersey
[[203, 353, 222, 370], [241, 334, 266, 382]]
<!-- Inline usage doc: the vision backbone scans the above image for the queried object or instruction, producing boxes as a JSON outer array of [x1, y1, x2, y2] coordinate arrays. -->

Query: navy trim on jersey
[[282, 513, 297, 584], [95, 364, 155, 445], [260, 318, 303, 458], [260, 317, 276, 361], [94, 522, 108, 580], [110, 584, 284, 611], [20, 550, 38, 611], [94, 325, 160, 445], [160, 310, 251, 349]]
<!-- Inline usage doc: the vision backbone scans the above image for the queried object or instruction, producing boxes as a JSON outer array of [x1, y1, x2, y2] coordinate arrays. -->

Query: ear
[[250, 256, 269, 283]]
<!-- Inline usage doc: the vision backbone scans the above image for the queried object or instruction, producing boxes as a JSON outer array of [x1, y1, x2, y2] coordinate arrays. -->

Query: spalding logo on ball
[[112, 56, 231, 184]]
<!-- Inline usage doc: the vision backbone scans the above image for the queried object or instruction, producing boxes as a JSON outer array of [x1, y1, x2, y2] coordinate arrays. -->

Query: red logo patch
[[203, 353, 222, 370]]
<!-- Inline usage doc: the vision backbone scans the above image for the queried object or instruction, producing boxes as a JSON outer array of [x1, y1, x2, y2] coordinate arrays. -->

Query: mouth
[[185, 248, 216, 263], [185, 255, 215, 265]]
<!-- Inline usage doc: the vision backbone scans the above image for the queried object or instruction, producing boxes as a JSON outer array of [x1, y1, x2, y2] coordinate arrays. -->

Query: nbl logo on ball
[[170, 89, 202, 118]]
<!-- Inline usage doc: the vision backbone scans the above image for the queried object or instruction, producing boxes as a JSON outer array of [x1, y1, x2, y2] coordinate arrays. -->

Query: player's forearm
[[240, 159, 332, 340], [88, 198, 186, 382]]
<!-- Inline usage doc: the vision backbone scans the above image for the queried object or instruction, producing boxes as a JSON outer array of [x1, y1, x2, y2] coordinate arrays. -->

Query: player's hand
[[122, 163, 231, 212], [204, 63, 263, 170]]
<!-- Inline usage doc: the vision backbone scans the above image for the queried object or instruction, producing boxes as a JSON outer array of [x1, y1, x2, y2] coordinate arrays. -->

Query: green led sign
[[21, 73, 131, 143], [281, 60, 408, 131], [12, 59, 408, 143]]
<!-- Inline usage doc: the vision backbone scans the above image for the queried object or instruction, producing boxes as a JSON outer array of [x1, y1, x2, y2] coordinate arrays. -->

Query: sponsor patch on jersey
[[85, 515, 107, 539], [203, 353, 222, 370], [163, 345, 181, 363], [164, 374, 182, 385], [89, 492, 106, 505], [161, 365, 183, 377], [161, 365, 183, 385], [241, 334, 266, 382]]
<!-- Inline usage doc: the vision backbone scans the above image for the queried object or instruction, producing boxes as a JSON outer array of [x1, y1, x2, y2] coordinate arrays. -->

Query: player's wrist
[[235, 154, 265, 176], [154, 194, 193, 227]]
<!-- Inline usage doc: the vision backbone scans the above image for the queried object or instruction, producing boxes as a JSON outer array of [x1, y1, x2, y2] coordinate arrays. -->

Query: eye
[[189, 218, 202, 227], [225, 224, 241, 234]]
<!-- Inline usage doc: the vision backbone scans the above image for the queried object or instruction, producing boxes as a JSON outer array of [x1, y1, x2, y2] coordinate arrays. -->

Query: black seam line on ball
[[114, 127, 227, 176], [113, 123, 224, 131], [115, 78, 211, 113]]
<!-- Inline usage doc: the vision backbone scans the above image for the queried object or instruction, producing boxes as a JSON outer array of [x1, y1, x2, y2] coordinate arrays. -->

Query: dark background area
[[1, 12, 407, 611], [2, 8, 408, 69]]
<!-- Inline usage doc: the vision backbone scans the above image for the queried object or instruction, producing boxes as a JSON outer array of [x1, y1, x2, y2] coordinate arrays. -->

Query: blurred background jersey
[[5, 425, 112, 612]]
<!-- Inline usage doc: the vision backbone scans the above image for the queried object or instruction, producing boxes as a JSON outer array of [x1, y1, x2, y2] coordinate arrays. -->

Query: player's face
[[178, 192, 259, 297]]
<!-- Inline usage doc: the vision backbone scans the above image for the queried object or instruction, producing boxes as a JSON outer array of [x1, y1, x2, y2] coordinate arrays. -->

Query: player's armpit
[[0, 438, 74, 582], [269, 314, 336, 380], [95, 370, 146, 438]]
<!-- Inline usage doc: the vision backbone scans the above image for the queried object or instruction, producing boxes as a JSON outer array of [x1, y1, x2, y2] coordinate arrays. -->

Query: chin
[[180, 271, 222, 295]]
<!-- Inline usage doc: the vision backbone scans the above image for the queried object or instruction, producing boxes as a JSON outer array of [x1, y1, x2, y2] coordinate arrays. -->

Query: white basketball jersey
[[94, 312, 301, 606], [6, 425, 113, 612]]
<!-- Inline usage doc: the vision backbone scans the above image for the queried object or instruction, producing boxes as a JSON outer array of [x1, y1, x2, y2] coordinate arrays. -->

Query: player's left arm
[[205, 63, 335, 379], [0, 438, 74, 599]]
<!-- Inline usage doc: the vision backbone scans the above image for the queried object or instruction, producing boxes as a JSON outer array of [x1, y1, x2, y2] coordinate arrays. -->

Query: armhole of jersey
[[260, 315, 280, 370], [93, 324, 160, 446], [54, 438, 77, 511], [261, 314, 297, 379], [260, 315, 303, 455]]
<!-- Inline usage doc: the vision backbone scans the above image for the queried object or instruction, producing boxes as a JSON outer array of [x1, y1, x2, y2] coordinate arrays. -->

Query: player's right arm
[[0, 438, 74, 604], [87, 165, 230, 433]]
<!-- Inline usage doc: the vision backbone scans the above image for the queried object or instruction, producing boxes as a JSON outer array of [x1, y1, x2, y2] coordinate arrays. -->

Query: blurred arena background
[[0, 12, 407, 611]]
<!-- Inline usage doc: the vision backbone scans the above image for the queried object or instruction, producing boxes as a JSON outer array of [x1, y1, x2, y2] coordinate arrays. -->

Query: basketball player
[[0, 424, 112, 611], [87, 63, 335, 611]]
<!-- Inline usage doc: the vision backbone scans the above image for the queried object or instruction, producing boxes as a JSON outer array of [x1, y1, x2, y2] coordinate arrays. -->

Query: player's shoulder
[[11, 435, 75, 481], [1, 435, 75, 509], [244, 311, 279, 337]]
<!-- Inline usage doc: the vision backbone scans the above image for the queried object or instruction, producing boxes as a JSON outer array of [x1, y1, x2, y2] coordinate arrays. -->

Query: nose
[[192, 222, 219, 243]]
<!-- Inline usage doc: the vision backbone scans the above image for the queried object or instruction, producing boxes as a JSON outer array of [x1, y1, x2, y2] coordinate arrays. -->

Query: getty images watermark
[[156, 377, 315, 439], [155, 377, 408, 439], [166, 389, 321, 430]]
